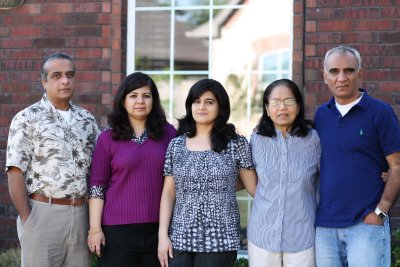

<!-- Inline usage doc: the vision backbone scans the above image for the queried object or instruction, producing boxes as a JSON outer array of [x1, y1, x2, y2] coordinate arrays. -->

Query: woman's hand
[[158, 235, 173, 267], [87, 229, 106, 257]]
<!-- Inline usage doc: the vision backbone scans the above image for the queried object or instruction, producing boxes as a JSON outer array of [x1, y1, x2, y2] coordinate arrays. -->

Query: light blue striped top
[[248, 128, 320, 252]]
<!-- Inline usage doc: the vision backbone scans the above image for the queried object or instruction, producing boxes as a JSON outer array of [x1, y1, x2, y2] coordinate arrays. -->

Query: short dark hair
[[108, 72, 167, 141], [41, 52, 75, 81], [178, 78, 236, 152], [256, 78, 312, 137]]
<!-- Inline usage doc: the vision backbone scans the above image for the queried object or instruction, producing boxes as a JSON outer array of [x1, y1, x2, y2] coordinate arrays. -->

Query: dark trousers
[[98, 223, 160, 267], [169, 249, 237, 267]]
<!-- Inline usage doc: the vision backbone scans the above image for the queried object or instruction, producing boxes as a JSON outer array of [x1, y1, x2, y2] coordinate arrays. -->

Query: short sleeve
[[163, 138, 176, 176], [5, 111, 33, 173], [376, 105, 400, 156], [235, 135, 254, 170]]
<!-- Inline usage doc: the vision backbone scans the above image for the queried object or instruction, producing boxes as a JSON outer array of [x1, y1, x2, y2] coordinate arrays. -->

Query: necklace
[[131, 129, 148, 145]]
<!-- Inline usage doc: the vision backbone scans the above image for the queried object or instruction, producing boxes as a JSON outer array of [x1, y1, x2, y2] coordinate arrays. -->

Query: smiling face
[[123, 86, 153, 122], [41, 58, 75, 110], [191, 90, 219, 127], [324, 52, 363, 105], [266, 85, 299, 133]]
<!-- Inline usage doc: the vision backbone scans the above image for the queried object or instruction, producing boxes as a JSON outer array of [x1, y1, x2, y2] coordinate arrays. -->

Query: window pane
[[174, 10, 209, 71], [176, 0, 209, 6], [136, 0, 171, 7], [150, 74, 170, 116], [173, 75, 208, 123], [135, 11, 171, 70]]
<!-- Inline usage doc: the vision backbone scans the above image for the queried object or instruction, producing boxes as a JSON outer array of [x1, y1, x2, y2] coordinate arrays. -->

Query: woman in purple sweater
[[87, 72, 176, 267]]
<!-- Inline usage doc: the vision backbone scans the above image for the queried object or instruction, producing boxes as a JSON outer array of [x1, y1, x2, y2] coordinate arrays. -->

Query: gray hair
[[40, 52, 75, 81], [324, 45, 362, 72]]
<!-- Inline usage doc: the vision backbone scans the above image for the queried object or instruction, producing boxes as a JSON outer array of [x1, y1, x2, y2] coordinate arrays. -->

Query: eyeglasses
[[268, 98, 297, 107]]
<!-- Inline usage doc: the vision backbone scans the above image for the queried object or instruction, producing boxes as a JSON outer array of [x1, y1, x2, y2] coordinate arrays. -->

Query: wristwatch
[[374, 207, 387, 221]]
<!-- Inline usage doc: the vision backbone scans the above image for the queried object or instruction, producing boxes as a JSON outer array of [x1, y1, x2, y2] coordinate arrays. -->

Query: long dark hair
[[178, 78, 236, 152], [257, 79, 311, 137], [108, 72, 167, 140]]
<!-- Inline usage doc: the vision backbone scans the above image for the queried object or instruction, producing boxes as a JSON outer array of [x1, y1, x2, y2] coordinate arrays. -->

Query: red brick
[[342, 32, 379, 43], [353, 20, 393, 31], [0, 26, 10, 37], [66, 37, 98, 48], [33, 15, 64, 26], [2, 16, 33, 26], [10, 27, 41, 37], [392, 69, 400, 80], [41, 3, 73, 14], [65, 14, 98, 25], [33, 38, 65, 48], [317, 20, 352, 32], [11, 50, 42, 60], [340, 7, 380, 19], [102, 2, 112, 13], [362, 69, 392, 81], [306, 32, 342, 44], [73, 3, 102, 13], [380, 32, 400, 43], [97, 14, 112, 25], [381, 6, 400, 17], [380, 81, 400, 92], [75, 48, 102, 59], [2, 38, 33, 48], [305, 21, 316, 32], [102, 93, 112, 105], [75, 72, 100, 82], [305, 44, 316, 56], [306, 8, 336, 19]]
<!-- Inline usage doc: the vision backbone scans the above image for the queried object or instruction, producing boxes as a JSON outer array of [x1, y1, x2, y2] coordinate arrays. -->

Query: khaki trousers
[[248, 241, 316, 267], [17, 199, 90, 267]]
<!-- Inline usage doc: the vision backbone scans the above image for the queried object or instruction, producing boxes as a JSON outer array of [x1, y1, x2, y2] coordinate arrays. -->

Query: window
[[128, 0, 293, 254]]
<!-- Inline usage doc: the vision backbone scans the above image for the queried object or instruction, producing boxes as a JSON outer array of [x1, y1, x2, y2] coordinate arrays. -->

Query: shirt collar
[[327, 88, 369, 111]]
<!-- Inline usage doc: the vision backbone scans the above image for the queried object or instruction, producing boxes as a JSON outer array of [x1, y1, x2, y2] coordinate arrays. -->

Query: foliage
[[392, 229, 400, 267], [0, 248, 20, 267], [234, 257, 249, 267]]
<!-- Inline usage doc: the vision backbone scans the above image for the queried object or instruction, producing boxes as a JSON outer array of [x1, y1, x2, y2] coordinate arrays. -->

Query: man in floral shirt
[[6, 52, 100, 267]]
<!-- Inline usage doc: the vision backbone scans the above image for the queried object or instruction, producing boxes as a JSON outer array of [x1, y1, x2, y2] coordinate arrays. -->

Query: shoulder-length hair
[[257, 78, 312, 137], [177, 78, 236, 152], [108, 72, 167, 140]]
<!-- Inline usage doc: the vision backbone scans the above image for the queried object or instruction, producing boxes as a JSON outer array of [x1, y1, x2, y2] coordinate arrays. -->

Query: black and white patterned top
[[163, 134, 254, 252]]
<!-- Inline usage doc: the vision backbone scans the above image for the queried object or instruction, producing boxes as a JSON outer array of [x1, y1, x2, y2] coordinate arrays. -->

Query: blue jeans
[[315, 220, 390, 267]]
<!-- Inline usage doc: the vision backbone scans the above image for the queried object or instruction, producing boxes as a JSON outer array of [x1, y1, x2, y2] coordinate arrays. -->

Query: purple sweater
[[89, 123, 176, 225]]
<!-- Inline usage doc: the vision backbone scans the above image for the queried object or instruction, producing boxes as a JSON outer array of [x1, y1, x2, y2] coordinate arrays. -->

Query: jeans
[[169, 249, 237, 267], [315, 220, 390, 267]]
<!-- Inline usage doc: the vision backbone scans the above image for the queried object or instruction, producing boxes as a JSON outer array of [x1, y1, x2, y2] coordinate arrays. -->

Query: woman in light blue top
[[248, 79, 320, 267]]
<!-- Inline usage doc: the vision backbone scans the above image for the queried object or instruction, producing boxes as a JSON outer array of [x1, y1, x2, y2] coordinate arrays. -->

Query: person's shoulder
[[71, 104, 97, 121], [12, 101, 44, 121], [164, 122, 177, 135], [231, 133, 250, 146], [364, 93, 392, 110]]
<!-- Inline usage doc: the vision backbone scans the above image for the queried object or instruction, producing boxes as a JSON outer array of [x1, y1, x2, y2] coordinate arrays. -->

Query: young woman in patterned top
[[87, 72, 176, 267], [157, 78, 257, 267]]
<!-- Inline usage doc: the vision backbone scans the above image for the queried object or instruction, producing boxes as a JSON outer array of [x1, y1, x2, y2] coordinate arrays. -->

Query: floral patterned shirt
[[6, 94, 100, 198], [164, 134, 254, 252]]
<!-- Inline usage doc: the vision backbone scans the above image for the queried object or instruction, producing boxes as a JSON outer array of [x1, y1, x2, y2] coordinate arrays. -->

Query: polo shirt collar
[[327, 88, 370, 111]]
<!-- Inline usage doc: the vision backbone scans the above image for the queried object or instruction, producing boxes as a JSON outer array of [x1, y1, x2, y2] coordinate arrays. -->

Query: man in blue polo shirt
[[314, 45, 400, 267]]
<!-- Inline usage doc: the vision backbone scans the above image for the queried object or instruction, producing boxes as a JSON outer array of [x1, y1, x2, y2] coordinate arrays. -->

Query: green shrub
[[234, 257, 248, 267], [392, 229, 400, 267], [0, 248, 20, 267]]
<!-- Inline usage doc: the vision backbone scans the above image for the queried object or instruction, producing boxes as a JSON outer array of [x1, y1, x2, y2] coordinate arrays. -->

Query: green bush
[[392, 228, 400, 267], [0, 248, 20, 267]]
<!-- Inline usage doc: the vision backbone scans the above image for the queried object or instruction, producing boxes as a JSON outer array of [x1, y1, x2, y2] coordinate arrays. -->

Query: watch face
[[378, 213, 386, 220]]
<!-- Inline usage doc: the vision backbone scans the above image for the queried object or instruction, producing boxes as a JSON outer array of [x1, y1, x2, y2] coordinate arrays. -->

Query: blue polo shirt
[[314, 89, 400, 228]]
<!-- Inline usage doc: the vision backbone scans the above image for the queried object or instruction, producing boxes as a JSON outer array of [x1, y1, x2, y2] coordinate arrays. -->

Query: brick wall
[[0, 0, 127, 249], [293, 0, 400, 226]]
